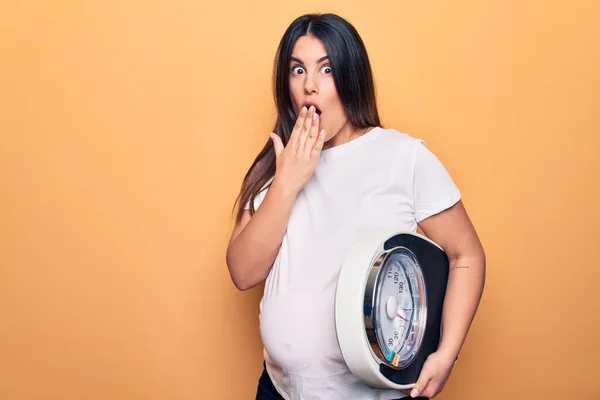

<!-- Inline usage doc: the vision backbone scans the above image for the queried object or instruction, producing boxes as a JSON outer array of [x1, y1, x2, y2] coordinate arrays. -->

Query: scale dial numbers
[[374, 248, 427, 369]]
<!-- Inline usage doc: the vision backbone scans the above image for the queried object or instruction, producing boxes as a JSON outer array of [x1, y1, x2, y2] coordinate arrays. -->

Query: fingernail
[[313, 112, 317, 121], [410, 388, 419, 397]]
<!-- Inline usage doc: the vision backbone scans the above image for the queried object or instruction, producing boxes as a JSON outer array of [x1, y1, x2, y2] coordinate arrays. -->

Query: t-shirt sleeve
[[243, 177, 273, 211], [244, 189, 267, 210], [412, 139, 462, 222]]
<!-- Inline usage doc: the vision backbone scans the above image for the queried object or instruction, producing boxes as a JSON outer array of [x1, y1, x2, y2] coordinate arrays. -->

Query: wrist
[[436, 343, 460, 364], [270, 177, 299, 202]]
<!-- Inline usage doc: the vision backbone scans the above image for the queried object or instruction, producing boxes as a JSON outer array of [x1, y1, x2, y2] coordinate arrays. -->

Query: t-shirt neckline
[[320, 126, 382, 161]]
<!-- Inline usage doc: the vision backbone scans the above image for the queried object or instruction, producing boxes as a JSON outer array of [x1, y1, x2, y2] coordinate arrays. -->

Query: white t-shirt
[[245, 127, 461, 400]]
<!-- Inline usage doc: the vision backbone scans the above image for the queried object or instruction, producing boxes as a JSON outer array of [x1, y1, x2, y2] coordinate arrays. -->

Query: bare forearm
[[438, 252, 486, 359], [226, 182, 297, 290]]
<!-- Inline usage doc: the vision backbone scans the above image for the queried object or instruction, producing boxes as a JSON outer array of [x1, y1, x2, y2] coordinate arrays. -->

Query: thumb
[[270, 132, 284, 157]]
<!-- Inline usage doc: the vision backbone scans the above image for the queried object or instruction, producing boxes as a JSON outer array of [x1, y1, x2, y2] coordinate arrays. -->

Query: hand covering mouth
[[303, 102, 322, 116]]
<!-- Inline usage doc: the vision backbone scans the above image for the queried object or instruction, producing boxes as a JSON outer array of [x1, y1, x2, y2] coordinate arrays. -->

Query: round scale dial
[[373, 248, 427, 369]]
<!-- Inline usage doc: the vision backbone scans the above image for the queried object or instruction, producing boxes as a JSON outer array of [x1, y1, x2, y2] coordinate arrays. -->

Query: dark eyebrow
[[290, 55, 329, 65]]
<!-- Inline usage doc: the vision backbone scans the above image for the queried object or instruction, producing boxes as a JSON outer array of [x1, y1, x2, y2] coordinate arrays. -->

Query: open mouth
[[303, 103, 322, 116]]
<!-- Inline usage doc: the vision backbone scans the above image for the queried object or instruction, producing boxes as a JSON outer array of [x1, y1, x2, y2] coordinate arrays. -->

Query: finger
[[303, 109, 320, 157], [410, 372, 433, 398], [422, 379, 444, 399], [270, 132, 284, 157], [289, 106, 308, 150], [310, 128, 326, 157], [296, 106, 315, 153]]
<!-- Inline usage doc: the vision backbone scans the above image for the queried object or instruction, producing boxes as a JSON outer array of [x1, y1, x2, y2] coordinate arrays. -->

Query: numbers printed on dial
[[387, 263, 406, 294], [382, 261, 411, 352], [376, 250, 425, 369]]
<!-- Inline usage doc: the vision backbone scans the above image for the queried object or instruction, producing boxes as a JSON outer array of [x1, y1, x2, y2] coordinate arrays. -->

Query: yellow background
[[1, 1, 599, 399]]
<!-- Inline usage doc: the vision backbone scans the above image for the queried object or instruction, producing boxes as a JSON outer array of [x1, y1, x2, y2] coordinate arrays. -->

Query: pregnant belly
[[259, 294, 347, 377]]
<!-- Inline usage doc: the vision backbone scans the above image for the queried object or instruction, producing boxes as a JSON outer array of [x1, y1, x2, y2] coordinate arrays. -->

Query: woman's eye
[[292, 66, 305, 75], [321, 66, 332, 74]]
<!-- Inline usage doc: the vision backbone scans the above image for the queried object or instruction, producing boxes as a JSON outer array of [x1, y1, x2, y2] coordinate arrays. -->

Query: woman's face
[[288, 35, 347, 143]]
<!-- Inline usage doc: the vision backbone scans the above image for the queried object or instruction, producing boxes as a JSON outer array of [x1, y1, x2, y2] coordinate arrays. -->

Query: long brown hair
[[233, 13, 381, 223]]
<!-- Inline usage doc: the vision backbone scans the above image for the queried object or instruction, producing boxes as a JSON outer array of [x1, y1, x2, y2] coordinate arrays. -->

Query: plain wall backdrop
[[1, 1, 599, 399]]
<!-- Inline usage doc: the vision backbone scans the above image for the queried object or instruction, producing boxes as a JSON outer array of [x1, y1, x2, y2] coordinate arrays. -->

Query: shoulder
[[375, 127, 423, 146], [372, 126, 427, 159], [371, 127, 454, 180]]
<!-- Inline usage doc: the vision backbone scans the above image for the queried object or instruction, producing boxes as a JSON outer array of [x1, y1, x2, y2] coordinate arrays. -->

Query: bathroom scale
[[334, 229, 450, 390]]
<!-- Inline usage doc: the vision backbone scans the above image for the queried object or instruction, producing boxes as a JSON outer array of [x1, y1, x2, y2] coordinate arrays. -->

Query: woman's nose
[[304, 75, 319, 95]]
